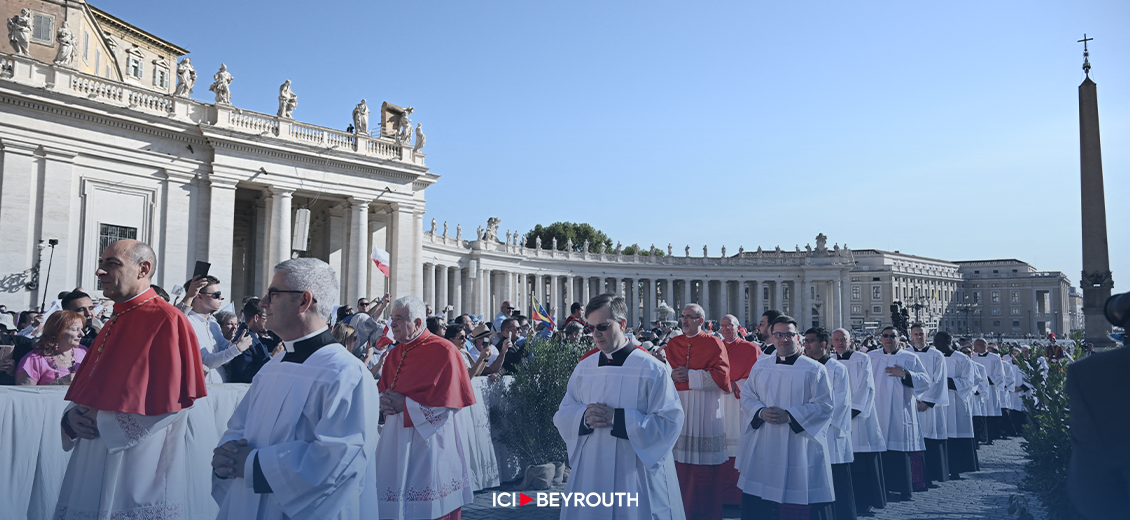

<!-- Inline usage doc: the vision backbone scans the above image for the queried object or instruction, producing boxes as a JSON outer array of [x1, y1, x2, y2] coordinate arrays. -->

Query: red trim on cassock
[[65, 288, 207, 415], [724, 338, 761, 398], [378, 330, 475, 421]]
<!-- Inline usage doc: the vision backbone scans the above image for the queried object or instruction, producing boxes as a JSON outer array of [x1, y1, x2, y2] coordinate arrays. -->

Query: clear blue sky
[[105, 0, 1128, 291]]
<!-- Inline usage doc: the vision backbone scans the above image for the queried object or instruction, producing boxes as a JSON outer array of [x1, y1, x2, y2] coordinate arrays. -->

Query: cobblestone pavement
[[461, 438, 1045, 520]]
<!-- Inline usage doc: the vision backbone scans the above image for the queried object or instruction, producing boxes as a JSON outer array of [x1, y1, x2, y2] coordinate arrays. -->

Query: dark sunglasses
[[881, 333, 899, 339], [200, 291, 223, 300], [583, 323, 615, 334]]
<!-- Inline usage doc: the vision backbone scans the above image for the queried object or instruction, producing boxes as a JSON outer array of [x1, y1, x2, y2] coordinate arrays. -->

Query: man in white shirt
[[868, 327, 930, 500], [805, 326, 856, 520], [833, 328, 887, 516], [970, 338, 1007, 445], [492, 301, 514, 331], [182, 275, 250, 382], [211, 257, 379, 519], [554, 293, 685, 519], [909, 323, 949, 488]]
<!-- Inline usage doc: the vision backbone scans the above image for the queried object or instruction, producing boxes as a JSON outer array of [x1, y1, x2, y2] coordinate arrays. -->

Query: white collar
[[684, 330, 702, 338], [283, 326, 329, 353]]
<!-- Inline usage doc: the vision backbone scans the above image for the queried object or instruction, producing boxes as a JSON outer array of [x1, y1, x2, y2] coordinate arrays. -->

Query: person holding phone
[[181, 275, 252, 383]]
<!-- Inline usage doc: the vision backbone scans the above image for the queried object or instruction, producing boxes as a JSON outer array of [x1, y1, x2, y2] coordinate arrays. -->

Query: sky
[[102, 0, 1128, 292]]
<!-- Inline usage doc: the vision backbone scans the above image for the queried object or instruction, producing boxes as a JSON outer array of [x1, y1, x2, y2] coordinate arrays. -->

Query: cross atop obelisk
[[1078, 34, 1094, 76], [1077, 34, 1114, 347]]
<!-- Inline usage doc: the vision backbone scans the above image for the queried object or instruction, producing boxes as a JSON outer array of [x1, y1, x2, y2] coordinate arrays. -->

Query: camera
[[1105, 292, 1130, 328], [48, 238, 58, 246]]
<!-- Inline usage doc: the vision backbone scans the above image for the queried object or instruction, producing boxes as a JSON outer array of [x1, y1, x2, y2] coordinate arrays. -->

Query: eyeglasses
[[772, 331, 799, 339], [200, 291, 223, 300], [881, 333, 899, 339], [358, 302, 370, 307], [583, 323, 616, 334], [264, 288, 316, 304], [680, 315, 701, 321]]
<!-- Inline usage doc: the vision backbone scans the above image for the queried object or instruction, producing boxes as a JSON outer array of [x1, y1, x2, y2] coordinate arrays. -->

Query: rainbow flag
[[531, 296, 556, 330]]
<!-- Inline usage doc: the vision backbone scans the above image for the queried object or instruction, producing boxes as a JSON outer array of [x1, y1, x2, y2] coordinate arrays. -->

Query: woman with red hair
[[15, 310, 87, 385]]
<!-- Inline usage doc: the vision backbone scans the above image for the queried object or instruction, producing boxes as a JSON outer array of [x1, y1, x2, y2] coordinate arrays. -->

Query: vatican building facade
[[0, 0, 1078, 337]]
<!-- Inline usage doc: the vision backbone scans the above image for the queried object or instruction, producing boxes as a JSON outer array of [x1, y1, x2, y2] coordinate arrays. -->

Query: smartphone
[[193, 261, 211, 280], [232, 323, 248, 343]]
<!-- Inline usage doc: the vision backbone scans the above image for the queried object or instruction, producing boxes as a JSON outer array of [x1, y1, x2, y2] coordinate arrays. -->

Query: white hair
[[274, 257, 339, 322], [391, 295, 427, 324], [833, 328, 851, 341], [684, 303, 705, 319], [721, 314, 740, 326]]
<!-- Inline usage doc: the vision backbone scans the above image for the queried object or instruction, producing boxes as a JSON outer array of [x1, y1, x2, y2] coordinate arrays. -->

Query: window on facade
[[851, 285, 861, 300], [993, 320, 1001, 326], [973, 291, 980, 303], [895, 286, 900, 299], [95, 49, 100, 75], [851, 278, 859, 282], [155, 67, 168, 88], [83, 32, 89, 60], [872, 286, 881, 300], [96, 224, 138, 289], [32, 14, 53, 43], [763, 288, 769, 301], [851, 305, 862, 314], [974, 270, 980, 274], [991, 291, 1000, 303], [872, 306, 881, 314], [1011, 291, 1019, 303], [992, 307, 1002, 315], [128, 57, 143, 79], [872, 277, 880, 282], [1011, 308, 1021, 315], [1013, 319, 1021, 328]]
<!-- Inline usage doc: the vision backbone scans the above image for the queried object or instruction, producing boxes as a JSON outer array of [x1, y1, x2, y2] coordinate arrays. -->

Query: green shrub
[[489, 338, 589, 466], [1013, 350, 1083, 520]]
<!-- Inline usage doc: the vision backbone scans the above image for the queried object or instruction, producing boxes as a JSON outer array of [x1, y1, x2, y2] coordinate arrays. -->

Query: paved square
[[461, 438, 1045, 519]]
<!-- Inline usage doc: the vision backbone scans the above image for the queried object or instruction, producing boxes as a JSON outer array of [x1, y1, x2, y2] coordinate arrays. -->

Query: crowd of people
[[0, 237, 1056, 520]]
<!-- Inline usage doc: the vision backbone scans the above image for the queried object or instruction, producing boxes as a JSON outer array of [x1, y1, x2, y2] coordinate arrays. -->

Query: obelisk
[[1077, 35, 1114, 347]]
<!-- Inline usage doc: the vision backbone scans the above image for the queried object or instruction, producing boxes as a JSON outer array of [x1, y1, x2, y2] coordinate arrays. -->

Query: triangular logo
[[519, 493, 533, 506]]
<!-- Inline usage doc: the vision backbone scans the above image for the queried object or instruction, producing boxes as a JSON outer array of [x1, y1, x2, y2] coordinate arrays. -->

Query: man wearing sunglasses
[[182, 275, 251, 383], [867, 326, 930, 501], [666, 304, 731, 520], [553, 293, 685, 519], [493, 301, 515, 332]]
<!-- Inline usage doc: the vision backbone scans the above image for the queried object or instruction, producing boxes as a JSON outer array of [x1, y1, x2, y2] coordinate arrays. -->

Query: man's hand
[[885, 365, 907, 378], [369, 293, 391, 318], [183, 275, 208, 300], [671, 366, 689, 383], [500, 338, 514, 353], [916, 401, 928, 412], [380, 391, 405, 415], [0, 358, 14, 377], [760, 406, 791, 425], [66, 405, 100, 439], [584, 403, 614, 428], [211, 439, 251, 479], [476, 345, 491, 363], [233, 333, 253, 353]]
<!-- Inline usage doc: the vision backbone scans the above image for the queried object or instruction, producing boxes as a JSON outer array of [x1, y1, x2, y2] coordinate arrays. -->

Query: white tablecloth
[[0, 379, 512, 519]]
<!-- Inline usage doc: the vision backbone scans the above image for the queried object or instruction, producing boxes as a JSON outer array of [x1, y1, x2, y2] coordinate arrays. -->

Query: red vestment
[[665, 332, 731, 392], [724, 338, 761, 398], [378, 329, 475, 427], [65, 288, 206, 415]]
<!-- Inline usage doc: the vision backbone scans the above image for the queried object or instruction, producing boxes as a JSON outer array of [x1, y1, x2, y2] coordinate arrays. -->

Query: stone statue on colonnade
[[7, 8, 31, 55], [413, 123, 426, 153], [54, 22, 77, 66], [277, 80, 297, 118], [174, 58, 196, 96], [209, 63, 234, 104], [353, 99, 370, 135]]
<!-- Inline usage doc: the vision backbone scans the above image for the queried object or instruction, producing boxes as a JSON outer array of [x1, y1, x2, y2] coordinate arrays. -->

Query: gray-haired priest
[[211, 258, 380, 519], [554, 294, 686, 519], [737, 315, 835, 520]]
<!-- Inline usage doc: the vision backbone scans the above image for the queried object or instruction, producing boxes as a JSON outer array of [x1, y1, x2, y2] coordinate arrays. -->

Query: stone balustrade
[[0, 51, 421, 166]]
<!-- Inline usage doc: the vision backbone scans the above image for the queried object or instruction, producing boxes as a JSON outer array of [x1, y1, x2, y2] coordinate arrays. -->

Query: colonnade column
[[720, 280, 730, 319], [423, 263, 435, 311], [455, 267, 465, 315], [772, 281, 783, 312], [565, 275, 575, 310], [550, 275, 561, 322], [701, 280, 711, 320], [682, 280, 692, 312], [437, 265, 449, 318], [752, 281, 762, 325], [581, 276, 591, 305], [643, 280, 654, 326], [624, 278, 636, 327]]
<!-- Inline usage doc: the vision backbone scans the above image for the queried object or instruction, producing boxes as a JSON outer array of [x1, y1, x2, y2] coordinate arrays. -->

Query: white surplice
[[944, 351, 976, 439], [868, 349, 930, 452], [737, 355, 834, 505], [912, 347, 949, 440], [722, 374, 749, 458], [375, 398, 473, 519], [835, 351, 886, 453], [997, 356, 1014, 414], [672, 365, 728, 465], [969, 361, 988, 417], [971, 353, 1006, 417], [55, 405, 194, 519], [823, 357, 854, 465], [554, 347, 685, 520], [1006, 359, 1026, 411], [212, 345, 379, 520]]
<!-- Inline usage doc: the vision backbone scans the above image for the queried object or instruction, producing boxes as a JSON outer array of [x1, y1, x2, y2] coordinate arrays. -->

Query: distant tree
[[525, 222, 613, 253], [622, 244, 665, 257]]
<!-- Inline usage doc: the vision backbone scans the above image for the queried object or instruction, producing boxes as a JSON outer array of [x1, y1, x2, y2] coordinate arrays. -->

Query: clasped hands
[[380, 391, 405, 415], [671, 366, 689, 383], [66, 405, 100, 439], [759, 406, 791, 425], [212, 439, 253, 479], [583, 402, 615, 429]]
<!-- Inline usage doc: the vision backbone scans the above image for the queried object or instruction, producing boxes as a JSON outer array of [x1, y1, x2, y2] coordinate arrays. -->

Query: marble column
[[720, 280, 730, 319], [624, 278, 636, 326], [482, 268, 493, 315], [550, 275, 561, 321], [348, 198, 370, 305], [832, 279, 843, 329], [39, 148, 79, 297], [661, 279, 672, 308], [581, 276, 591, 306], [162, 170, 196, 289], [0, 140, 39, 308], [208, 177, 239, 290], [455, 267, 466, 315], [643, 279, 654, 326], [423, 262, 435, 310], [682, 280, 692, 312], [773, 281, 783, 312], [701, 280, 711, 320], [438, 265, 449, 317]]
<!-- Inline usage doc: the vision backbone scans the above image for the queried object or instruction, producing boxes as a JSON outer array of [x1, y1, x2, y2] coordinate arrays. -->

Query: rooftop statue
[[7, 9, 31, 56], [174, 58, 196, 96], [277, 80, 297, 119], [54, 21, 77, 66], [353, 99, 370, 135], [413, 123, 426, 153], [208, 63, 234, 105]]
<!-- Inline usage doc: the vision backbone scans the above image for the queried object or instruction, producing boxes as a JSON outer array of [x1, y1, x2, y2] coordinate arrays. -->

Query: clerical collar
[[281, 327, 336, 364], [814, 355, 831, 365], [598, 342, 633, 367], [837, 350, 853, 360], [883, 347, 901, 355], [283, 326, 329, 353], [942, 350, 953, 357], [977, 352, 989, 357], [684, 330, 702, 338], [913, 345, 930, 353], [112, 288, 154, 313], [776, 352, 801, 365]]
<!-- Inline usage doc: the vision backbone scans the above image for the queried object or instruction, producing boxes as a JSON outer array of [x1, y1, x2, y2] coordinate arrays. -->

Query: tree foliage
[[1013, 349, 1084, 520], [525, 222, 612, 253]]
